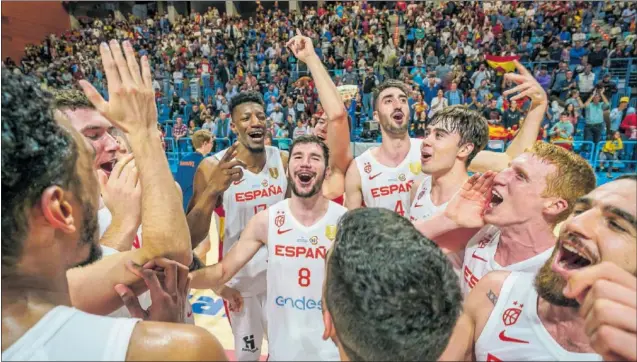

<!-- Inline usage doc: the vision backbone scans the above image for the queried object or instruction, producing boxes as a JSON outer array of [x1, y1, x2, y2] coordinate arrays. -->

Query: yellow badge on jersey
[[325, 225, 337, 241], [269, 167, 279, 179], [409, 161, 421, 175]]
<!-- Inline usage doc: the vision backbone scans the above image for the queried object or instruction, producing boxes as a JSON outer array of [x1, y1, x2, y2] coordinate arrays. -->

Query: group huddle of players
[[2, 33, 635, 362]]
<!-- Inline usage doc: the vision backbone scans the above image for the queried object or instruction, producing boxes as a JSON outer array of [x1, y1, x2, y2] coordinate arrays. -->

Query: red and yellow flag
[[485, 55, 520, 75]]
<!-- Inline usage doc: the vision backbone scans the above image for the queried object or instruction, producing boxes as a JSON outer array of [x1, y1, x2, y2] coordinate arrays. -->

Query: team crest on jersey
[[502, 301, 524, 326], [309, 236, 319, 245], [275, 211, 286, 228], [409, 161, 421, 175], [364, 162, 372, 174], [261, 179, 269, 187], [325, 225, 337, 241], [269, 167, 279, 179], [398, 173, 406, 182]]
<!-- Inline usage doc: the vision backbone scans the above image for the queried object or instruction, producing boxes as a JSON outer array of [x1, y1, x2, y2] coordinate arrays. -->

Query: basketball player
[[191, 135, 347, 360], [1, 70, 225, 360], [345, 61, 549, 219], [439, 175, 636, 361], [322, 208, 462, 361], [416, 142, 596, 297], [187, 32, 352, 359], [64, 40, 193, 317], [286, 31, 353, 203]]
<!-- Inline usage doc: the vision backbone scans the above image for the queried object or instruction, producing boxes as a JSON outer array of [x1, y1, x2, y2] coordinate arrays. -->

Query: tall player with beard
[[439, 175, 636, 361], [345, 61, 549, 219], [187, 31, 352, 360], [191, 135, 347, 361]]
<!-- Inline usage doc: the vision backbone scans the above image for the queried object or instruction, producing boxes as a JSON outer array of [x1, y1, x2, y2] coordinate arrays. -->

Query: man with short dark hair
[[322, 207, 462, 361], [191, 135, 346, 361]]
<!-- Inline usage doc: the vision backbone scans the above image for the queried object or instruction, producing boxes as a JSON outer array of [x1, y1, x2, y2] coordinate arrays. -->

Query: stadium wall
[[1, 1, 70, 62]]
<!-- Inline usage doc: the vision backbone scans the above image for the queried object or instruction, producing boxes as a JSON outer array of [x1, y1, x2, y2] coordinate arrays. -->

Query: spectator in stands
[[577, 64, 596, 100], [549, 112, 575, 150], [502, 100, 523, 130], [201, 116, 216, 135], [175, 130, 214, 211], [535, 66, 552, 91], [598, 131, 624, 177], [429, 89, 447, 118], [611, 96, 635, 135], [362, 67, 377, 120], [583, 90, 610, 153], [444, 81, 464, 106], [172, 116, 187, 142], [214, 112, 231, 139]]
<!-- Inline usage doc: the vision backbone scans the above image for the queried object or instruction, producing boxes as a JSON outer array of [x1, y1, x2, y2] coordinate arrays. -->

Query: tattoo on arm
[[487, 290, 498, 306]]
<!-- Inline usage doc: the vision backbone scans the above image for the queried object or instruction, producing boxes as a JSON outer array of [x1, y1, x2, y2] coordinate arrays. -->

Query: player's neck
[[235, 144, 267, 173], [536, 296, 595, 354], [2, 285, 71, 352], [288, 193, 330, 227], [377, 132, 411, 165], [430, 163, 470, 205], [495, 222, 555, 267]]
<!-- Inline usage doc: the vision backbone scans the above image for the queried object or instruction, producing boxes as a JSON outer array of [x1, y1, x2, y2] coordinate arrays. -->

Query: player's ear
[[458, 142, 474, 159], [322, 308, 337, 342], [543, 197, 569, 222]]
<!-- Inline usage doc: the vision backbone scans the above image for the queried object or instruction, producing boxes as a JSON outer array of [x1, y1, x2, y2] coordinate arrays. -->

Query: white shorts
[[228, 291, 268, 361]]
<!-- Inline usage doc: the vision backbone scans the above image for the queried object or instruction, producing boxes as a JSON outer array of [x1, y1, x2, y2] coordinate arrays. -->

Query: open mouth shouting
[[100, 159, 116, 177], [551, 238, 595, 278], [487, 189, 504, 210], [295, 170, 316, 187], [421, 150, 433, 163], [247, 128, 265, 143], [391, 110, 405, 124]]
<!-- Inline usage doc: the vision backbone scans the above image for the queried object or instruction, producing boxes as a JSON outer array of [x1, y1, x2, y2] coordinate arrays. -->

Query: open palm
[[444, 171, 496, 229]]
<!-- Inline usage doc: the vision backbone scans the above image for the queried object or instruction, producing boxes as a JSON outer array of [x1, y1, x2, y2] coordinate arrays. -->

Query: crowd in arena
[[2, 1, 637, 362]]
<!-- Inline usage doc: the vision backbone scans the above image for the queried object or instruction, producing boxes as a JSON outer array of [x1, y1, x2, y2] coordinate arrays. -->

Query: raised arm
[[190, 208, 269, 290], [469, 60, 547, 173], [69, 40, 190, 314], [287, 30, 353, 174], [344, 159, 364, 210]]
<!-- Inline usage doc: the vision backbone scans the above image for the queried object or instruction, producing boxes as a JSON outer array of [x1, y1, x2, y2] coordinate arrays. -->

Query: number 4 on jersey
[[394, 200, 405, 216]]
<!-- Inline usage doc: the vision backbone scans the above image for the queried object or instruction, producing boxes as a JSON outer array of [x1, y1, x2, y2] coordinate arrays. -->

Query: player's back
[[217, 145, 287, 295], [475, 272, 602, 361], [355, 138, 424, 218], [266, 199, 346, 361], [2, 305, 139, 361]]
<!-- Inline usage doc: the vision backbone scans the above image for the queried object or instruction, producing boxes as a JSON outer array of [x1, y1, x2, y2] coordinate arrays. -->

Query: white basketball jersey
[[408, 176, 449, 222], [2, 306, 139, 361], [218, 145, 287, 296], [266, 199, 346, 361], [475, 272, 602, 361], [355, 138, 424, 218], [461, 225, 554, 297], [408, 176, 464, 278]]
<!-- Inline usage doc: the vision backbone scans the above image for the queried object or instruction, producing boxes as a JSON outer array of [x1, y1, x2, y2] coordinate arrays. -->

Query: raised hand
[[563, 262, 637, 362], [98, 153, 141, 230], [444, 171, 496, 229], [114, 258, 191, 323], [286, 29, 317, 63], [206, 142, 246, 195], [216, 286, 244, 313], [79, 40, 157, 134], [503, 60, 548, 109]]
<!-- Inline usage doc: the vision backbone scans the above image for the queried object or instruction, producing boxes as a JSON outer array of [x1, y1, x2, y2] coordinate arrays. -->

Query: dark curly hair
[[373, 79, 411, 109], [229, 90, 265, 118], [1, 72, 80, 274], [325, 208, 462, 361]]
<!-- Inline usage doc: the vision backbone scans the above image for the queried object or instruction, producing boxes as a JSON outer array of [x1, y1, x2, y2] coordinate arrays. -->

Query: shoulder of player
[[127, 322, 227, 361], [465, 270, 511, 316], [279, 149, 289, 170]]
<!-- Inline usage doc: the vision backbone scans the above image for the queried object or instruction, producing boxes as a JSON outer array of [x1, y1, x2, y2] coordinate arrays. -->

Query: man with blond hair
[[176, 129, 214, 211], [415, 141, 597, 296]]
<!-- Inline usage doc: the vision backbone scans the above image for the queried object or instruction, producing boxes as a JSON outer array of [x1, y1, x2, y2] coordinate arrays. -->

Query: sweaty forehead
[[63, 108, 113, 133], [586, 180, 637, 217], [234, 102, 265, 117], [512, 152, 557, 175], [379, 87, 407, 100]]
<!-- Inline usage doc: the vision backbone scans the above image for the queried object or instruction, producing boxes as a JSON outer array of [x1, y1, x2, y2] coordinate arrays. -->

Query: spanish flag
[[485, 55, 520, 75]]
